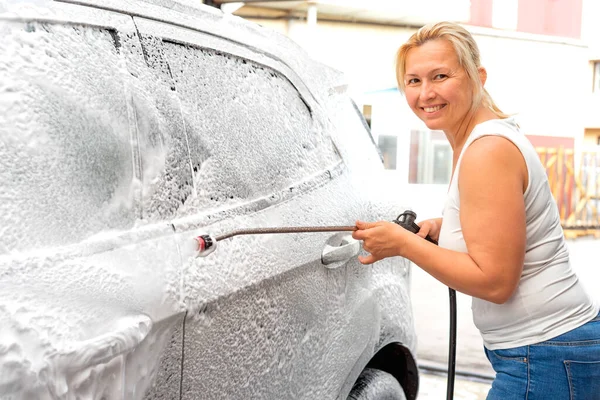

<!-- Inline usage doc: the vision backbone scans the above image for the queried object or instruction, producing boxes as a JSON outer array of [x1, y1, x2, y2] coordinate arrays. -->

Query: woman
[[352, 22, 600, 399]]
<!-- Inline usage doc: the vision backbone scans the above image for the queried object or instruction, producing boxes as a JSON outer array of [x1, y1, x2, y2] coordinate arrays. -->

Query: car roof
[[51, 0, 348, 100]]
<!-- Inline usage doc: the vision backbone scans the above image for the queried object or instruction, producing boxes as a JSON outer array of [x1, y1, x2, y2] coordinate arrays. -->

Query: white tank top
[[438, 117, 599, 350]]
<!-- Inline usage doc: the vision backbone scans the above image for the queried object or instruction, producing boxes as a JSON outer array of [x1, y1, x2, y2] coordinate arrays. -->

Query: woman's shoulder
[[472, 117, 519, 136], [467, 117, 527, 151], [462, 134, 525, 169]]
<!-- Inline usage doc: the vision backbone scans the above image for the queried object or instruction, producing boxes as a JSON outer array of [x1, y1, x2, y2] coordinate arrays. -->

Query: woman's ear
[[478, 66, 488, 87]]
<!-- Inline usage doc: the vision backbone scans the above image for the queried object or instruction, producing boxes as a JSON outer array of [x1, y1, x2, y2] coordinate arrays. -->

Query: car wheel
[[347, 368, 407, 400]]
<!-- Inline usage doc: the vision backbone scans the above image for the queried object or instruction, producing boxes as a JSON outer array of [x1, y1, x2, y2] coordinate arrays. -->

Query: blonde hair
[[396, 21, 508, 119]]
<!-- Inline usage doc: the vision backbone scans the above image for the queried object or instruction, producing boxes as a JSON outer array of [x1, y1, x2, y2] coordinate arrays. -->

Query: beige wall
[[470, 29, 589, 139]]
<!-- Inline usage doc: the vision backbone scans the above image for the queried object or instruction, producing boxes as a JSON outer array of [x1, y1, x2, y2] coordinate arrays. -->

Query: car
[[0, 0, 419, 399]]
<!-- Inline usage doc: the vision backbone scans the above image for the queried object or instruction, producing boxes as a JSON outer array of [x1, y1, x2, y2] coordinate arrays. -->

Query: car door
[[129, 17, 388, 399], [0, 3, 186, 399]]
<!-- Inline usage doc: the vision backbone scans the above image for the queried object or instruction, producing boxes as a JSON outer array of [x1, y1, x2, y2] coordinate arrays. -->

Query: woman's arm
[[353, 135, 527, 304]]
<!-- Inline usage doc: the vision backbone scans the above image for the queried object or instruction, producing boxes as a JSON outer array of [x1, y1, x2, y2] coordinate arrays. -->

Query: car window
[[0, 21, 137, 253], [351, 100, 383, 163], [134, 35, 341, 222], [125, 33, 195, 222]]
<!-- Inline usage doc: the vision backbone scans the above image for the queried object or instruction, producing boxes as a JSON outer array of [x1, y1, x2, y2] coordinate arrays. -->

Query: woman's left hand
[[352, 220, 408, 264]]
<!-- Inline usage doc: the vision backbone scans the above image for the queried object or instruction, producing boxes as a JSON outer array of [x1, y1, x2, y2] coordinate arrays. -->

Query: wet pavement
[[411, 237, 600, 399]]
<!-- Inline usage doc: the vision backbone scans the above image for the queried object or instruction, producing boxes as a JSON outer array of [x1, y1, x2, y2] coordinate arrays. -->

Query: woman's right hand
[[417, 218, 443, 242]]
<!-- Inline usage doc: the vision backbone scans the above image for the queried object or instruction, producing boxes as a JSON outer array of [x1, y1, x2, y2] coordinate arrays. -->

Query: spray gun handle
[[393, 210, 438, 245]]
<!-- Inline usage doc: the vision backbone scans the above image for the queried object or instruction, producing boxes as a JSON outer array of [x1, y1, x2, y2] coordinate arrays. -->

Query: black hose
[[394, 211, 456, 400], [447, 288, 457, 400]]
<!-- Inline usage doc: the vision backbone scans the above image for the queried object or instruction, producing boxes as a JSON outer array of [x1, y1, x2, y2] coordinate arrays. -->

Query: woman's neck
[[444, 106, 499, 154]]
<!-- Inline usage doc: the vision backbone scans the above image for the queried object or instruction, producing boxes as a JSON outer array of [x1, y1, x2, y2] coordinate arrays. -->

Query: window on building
[[593, 61, 600, 93], [362, 104, 372, 128], [408, 130, 452, 184], [377, 135, 397, 170], [431, 143, 452, 183]]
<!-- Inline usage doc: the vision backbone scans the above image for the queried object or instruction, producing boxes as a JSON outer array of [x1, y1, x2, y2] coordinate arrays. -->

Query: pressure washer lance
[[193, 210, 456, 400], [194, 225, 358, 257]]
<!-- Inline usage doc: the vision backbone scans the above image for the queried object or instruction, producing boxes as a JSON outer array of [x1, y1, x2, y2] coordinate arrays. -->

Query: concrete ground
[[411, 237, 600, 399], [418, 373, 490, 400]]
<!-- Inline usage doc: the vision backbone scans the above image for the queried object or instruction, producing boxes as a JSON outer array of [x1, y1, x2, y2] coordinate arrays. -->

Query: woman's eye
[[407, 78, 420, 85], [434, 74, 448, 80]]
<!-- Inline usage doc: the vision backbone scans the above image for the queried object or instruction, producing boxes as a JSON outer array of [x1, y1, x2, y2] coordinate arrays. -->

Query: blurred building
[[208, 0, 599, 189]]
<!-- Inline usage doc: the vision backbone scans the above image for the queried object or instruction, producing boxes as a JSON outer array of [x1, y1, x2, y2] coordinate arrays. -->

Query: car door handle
[[321, 235, 360, 267]]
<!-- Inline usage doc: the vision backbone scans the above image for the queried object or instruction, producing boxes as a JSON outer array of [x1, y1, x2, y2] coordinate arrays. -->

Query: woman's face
[[404, 39, 476, 134]]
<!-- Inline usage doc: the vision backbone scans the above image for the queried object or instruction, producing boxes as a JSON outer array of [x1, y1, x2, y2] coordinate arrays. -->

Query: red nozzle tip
[[195, 236, 206, 251], [194, 234, 216, 257]]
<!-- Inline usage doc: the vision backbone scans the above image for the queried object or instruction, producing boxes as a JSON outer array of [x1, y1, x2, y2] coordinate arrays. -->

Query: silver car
[[0, 1, 418, 399]]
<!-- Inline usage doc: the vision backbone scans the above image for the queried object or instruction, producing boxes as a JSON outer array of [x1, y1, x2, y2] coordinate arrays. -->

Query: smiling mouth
[[422, 105, 446, 113]]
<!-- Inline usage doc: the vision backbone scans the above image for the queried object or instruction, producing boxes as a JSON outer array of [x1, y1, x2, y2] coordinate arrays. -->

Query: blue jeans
[[484, 313, 600, 399]]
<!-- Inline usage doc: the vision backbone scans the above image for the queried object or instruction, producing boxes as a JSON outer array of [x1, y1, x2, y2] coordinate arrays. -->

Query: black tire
[[347, 368, 407, 400]]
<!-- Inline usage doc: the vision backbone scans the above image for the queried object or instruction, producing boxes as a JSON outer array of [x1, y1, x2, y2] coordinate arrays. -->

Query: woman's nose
[[419, 81, 435, 101]]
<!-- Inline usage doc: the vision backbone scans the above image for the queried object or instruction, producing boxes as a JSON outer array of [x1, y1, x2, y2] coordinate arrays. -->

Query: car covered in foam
[[0, 0, 418, 399]]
